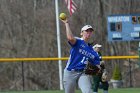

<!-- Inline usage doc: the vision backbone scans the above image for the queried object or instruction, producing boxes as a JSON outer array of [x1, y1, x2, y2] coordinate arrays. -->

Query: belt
[[67, 68, 84, 72]]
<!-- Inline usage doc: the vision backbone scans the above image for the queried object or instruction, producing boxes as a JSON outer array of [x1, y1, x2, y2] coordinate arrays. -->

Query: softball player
[[60, 18, 100, 93], [92, 44, 109, 93]]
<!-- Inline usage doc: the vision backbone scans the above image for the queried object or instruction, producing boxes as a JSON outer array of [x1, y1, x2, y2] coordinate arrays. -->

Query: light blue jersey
[[66, 38, 100, 71]]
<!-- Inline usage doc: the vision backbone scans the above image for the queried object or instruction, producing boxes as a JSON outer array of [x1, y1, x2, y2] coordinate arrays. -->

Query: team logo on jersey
[[79, 48, 95, 59]]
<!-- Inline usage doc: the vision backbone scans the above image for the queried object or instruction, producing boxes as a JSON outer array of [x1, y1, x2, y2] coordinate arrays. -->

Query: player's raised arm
[[59, 13, 76, 45]]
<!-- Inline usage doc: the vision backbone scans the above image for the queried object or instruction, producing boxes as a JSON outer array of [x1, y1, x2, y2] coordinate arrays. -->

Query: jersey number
[[81, 57, 88, 64]]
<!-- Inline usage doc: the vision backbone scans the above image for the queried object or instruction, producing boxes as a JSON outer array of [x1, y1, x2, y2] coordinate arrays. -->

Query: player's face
[[81, 29, 94, 40], [95, 47, 100, 52]]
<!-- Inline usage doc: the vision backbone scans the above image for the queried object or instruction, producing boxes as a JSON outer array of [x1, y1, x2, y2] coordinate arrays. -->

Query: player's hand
[[59, 17, 68, 24]]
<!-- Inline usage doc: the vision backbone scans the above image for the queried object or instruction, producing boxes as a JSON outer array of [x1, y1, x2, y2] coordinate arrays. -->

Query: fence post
[[21, 61, 25, 91], [128, 41, 132, 87], [138, 42, 140, 65]]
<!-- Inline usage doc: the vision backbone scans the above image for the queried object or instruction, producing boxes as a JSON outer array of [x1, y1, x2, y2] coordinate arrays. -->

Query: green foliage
[[112, 64, 122, 80]]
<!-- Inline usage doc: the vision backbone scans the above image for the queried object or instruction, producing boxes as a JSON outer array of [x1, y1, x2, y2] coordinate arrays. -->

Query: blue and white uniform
[[66, 38, 100, 71], [63, 38, 100, 93]]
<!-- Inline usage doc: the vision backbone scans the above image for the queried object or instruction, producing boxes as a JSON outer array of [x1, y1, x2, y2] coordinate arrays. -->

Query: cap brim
[[93, 44, 102, 48]]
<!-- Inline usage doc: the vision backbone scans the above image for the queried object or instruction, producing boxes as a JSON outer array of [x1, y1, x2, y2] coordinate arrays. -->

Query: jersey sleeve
[[68, 38, 81, 47], [88, 52, 100, 65], [95, 53, 101, 65], [93, 59, 100, 65]]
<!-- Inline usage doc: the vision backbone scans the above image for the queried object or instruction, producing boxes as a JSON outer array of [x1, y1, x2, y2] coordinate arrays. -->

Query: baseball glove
[[84, 61, 100, 75]]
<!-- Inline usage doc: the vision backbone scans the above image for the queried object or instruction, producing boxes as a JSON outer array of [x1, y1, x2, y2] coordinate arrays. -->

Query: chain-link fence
[[0, 57, 139, 91]]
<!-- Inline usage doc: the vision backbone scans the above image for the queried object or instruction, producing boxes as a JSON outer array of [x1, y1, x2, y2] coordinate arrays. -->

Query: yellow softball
[[59, 13, 67, 20]]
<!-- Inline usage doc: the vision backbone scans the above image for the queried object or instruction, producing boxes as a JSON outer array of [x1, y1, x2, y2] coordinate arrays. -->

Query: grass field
[[0, 88, 140, 93]]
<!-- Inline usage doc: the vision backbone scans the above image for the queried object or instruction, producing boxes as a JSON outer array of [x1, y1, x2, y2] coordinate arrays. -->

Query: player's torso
[[66, 39, 99, 70]]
